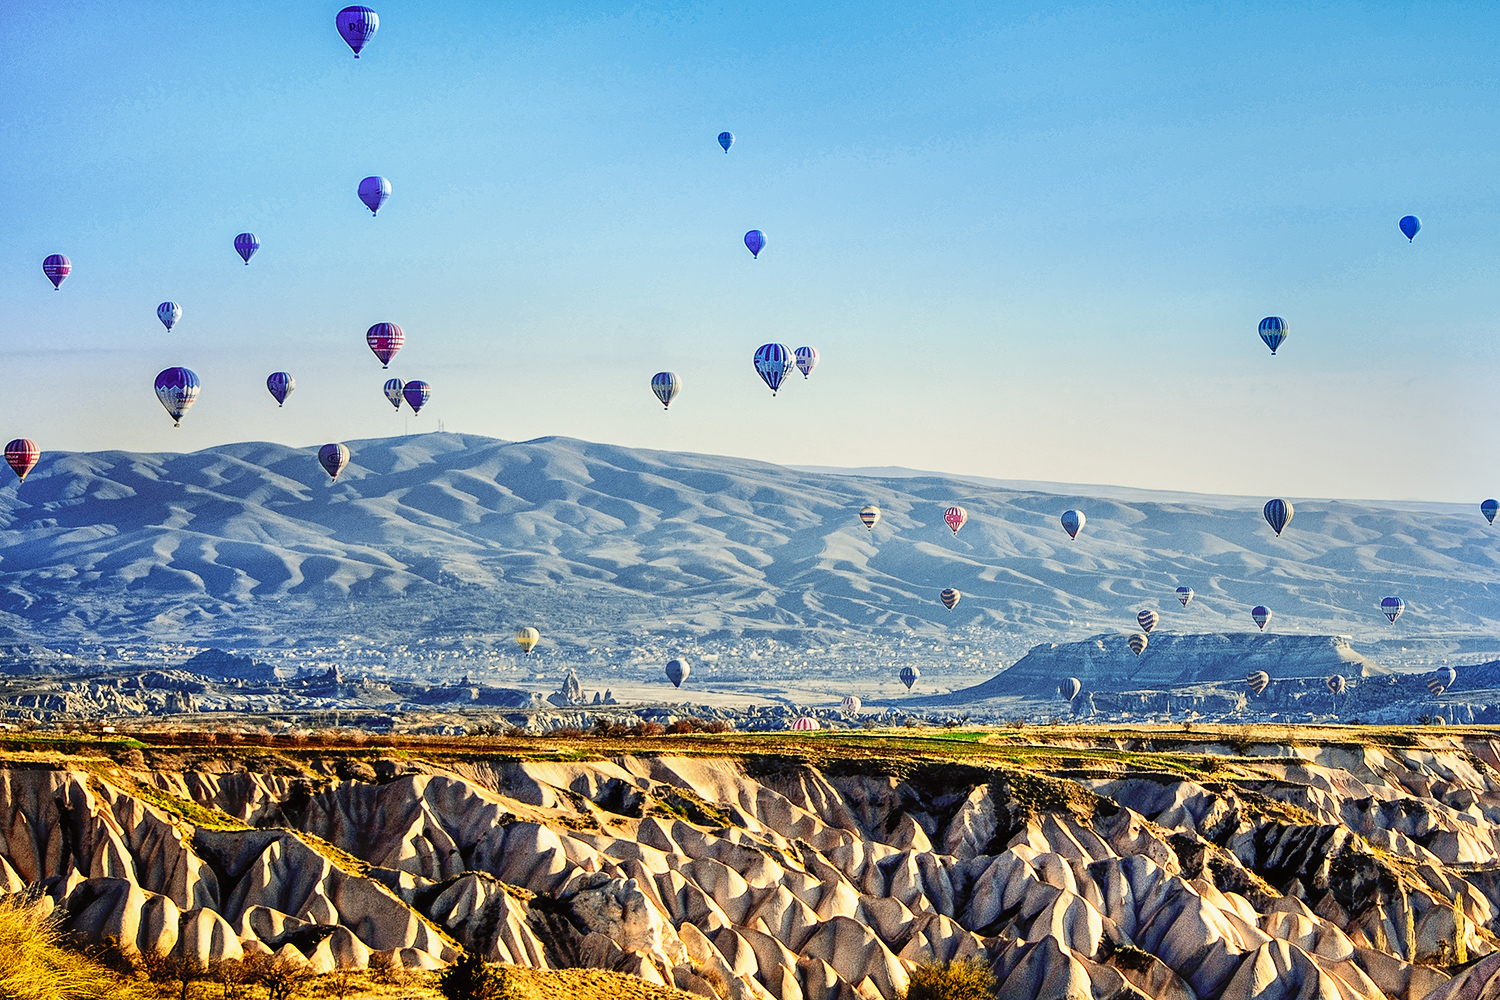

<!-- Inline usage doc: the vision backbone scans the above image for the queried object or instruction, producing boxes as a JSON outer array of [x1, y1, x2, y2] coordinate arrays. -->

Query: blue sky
[[3, 1, 1498, 500]]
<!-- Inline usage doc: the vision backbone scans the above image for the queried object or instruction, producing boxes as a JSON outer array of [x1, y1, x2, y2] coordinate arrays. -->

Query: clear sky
[[3, 1, 1498, 501]]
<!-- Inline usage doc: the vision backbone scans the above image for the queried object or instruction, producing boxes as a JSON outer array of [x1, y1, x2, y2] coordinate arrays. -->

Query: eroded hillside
[[5, 727, 1500, 998]]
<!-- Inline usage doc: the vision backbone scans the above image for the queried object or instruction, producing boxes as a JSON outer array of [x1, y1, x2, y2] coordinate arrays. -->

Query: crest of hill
[[914, 631, 1381, 702]]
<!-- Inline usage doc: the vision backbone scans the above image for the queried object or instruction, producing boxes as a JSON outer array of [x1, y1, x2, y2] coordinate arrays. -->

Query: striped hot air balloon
[[233, 233, 259, 264], [516, 628, 540, 654], [336, 5, 379, 57], [1060, 677, 1082, 700], [383, 378, 404, 410], [154, 367, 200, 426], [665, 658, 690, 688], [790, 717, 819, 731], [1247, 670, 1270, 695], [367, 323, 404, 368], [1259, 316, 1288, 354], [42, 254, 71, 289], [1380, 597, 1405, 623], [753, 343, 793, 394], [403, 380, 431, 414], [1263, 499, 1293, 537], [940, 589, 961, 610], [1428, 677, 1446, 696], [859, 505, 881, 530], [795, 347, 819, 378], [1060, 509, 1085, 539], [1176, 586, 1194, 607], [1136, 610, 1160, 634], [718, 131, 734, 152], [899, 666, 920, 690], [157, 302, 181, 332], [1484, 499, 1499, 524], [318, 443, 350, 481], [943, 506, 968, 536], [4, 440, 39, 484], [1326, 675, 1346, 695], [1128, 633, 1148, 656], [1251, 606, 1272, 630], [266, 372, 295, 407], [651, 372, 680, 409], [841, 695, 862, 715]]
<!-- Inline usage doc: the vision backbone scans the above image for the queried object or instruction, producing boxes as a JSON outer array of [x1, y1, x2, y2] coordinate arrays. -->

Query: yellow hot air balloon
[[516, 627, 540, 654]]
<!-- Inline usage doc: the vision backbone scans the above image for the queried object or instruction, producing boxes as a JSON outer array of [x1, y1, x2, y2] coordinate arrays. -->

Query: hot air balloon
[[665, 658, 690, 688], [1326, 674, 1346, 695], [1399, 215, 1421, 242], [859, 505, 881, 530], [943, 506, 968, 536], [157, 302, 181, 332], [940, 588, 961, 610], [266, 372, 295, 407], [1431, 715, 1447, 725], [318, 443, 350, 481], [358, 175, 391, 216], [1263, 499, 1293, 537], [794, 347, 819, 379], [1136, 610, 1159, 634], [4, 440, 39, 484], [1439, 666, 1456, 687], [1428, 677, 1446, 696], [1251, 606, 1272, 630], [1259, 316, 1287, 355], [1176, 586, 1194, 607], [718, 131, 734, 152], [841, 695, 862, 715], [1380, 597, 1405, 623], [234, 233, 259, 264], [154, 368, 200, 426], [899, 666, 920, 690], [367, 323, 404, 368], [1483, 499, 1498, 524], [791, 717, 819, 731], [1246, 670, 1269, 695], [383, 378, 404, 410], [336, 5, 379, 57], [1128, 633, 1148, 656], [42, 254, 70, 290], [403, 380, 431, 414], [651, 372, 681, 409], [744, 230, 766, 258], [1060, 677, 1082, 700], [753, 343, 794, 394], [1060, 510, 1085, 540], [516, 628, 540, 654]]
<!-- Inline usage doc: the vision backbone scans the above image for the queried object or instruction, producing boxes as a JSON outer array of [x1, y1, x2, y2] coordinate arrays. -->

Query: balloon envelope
[[403, 380, 431, 414], [1136, 610, 1159, 634], [1263, 498, 1293, 537], [318, 443, 350, 480], [899, 666, 920, 689], [367, 323, 404, 368], [516, 628, 540, 654], [4, 440, 39, 483], [358, 175, 391, 215], [1259, 316, 1288, 354], [42, 254, 70, 289], [841, 695, 862, 715], [943, 506, 968, 536], [1440, 666, 1457, 686], [234, 233, 259, 264], [1483, 499, 1498, 524], [791, 717, 819, 731], [718, 131, 734, 152], [1252, 606, 1272, 630], [665, 658, 690, 688], [753, 343, 793, 394], [859, 505, 881, 530], [651, 372, 680, 409], [336, 5, 378, 56], [157, 302, 181, 332], [794, 347, 819, 378], [383, 378, 405, 410], [1060, 509, 1085, 539], [1176, 586, 1194, 607], [1247, 670, 1269, 695], [266, 372, 295, 407], [1128, 633, 1148, 656], [940, 588, 961, 610], [1060, 677, 1082, 700], [1380, 597, 1405, 623], [1399, 215, 1421, 241], [1428, 678, 1446, 696], [154, 367, 200, 426], [744, 230, 766, 258]]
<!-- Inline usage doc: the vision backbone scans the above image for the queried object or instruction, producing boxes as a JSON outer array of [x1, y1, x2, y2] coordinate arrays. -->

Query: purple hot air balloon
[[403, 379, 431, 414], [336, 6, 379, 58], [266, 372, 295, 407], [234, 233, 260, 265], [358, 175, 391, 216], [42, 254, 71, 290], [319, 443, 351, 480], [154, 367, 200, 427], [744, 230, 766, 258]]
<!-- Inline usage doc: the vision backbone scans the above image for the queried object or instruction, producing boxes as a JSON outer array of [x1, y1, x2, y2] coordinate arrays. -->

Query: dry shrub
[[0, 895, 138, 1000], [439, 951, 517, 1000], [900, 959, 997, 1000]]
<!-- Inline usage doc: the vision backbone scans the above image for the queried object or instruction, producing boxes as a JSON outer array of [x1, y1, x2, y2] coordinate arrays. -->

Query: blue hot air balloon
[[358, 176, 391, 216], [651, 372, 681, 410], [1381, 597, 1405, 623], [718, 131, 734, 152], [154, 368, 200, 427], [665, 658, 690, 688], [403, 380, 431, 414], [1399, 215, 1421, 242], [157, 302, 181, 332], [1263, 498, 1293, 537], [1251, 605, 1272, 630], [266, 372, 295, 407], [899, 666, 920, 690], [744, 230, 766, 258], [1259, 317, 1288, 355], [1060, 510, 1085, 539], [1482, 499, 1498, 524], [336, 6, 379, 58], [383, 378, 404, 410], [753, 344, 794, 395], [234, 233, 260, 265], [1176, 586, 1194, 607]]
